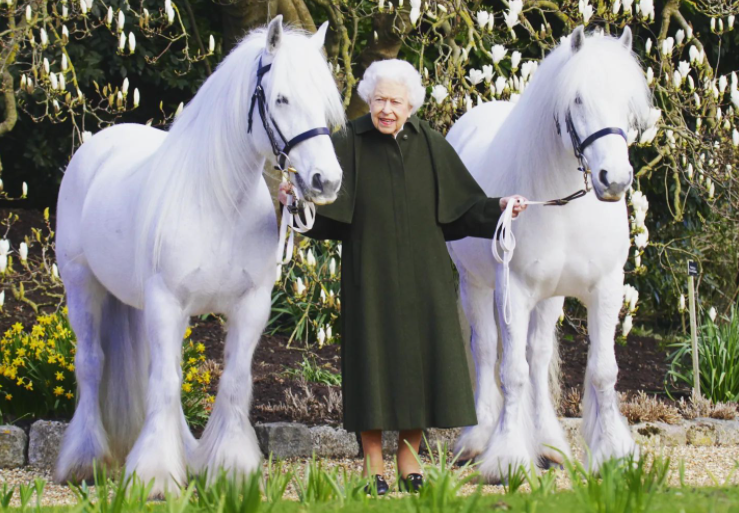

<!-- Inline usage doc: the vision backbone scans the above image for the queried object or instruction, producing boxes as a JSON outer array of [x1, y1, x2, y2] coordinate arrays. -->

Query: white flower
[[708, 181, 715, 199], [679, 294, 686, 312], [0, 291, 4, 309], [640, 0, 654, 20], [21, 182, 28, 197], [306, 249, 316, 268], [25, 4, 31, 22], [639, 126, 657, 145], [337, 243, 342, 258], [0, 257, 6, 274], [118, 32, 126, 51], [42, 58, 49, 75], [320, 288, 326, 303], [329, 258, 336, 277], [729, 15, 735, 30], [579, 0, 594, 23], [128, 32, 136, 53], [646, 67, 653, 85], [694, 92, 701, 108], [19, 242, 28, 262], [672, 70, 682, 88], [687, 75, 695, 91], [117, 10, 125, 32], [520, 61, 536, 81], [79, 0, 87, 15], [122, 77, 129, 95], [678, 61, 690, 79], [39, 28, 48, 47], [661, 37, 674, 56], [52, 263, 59, 279], [710, 17, 716, 32], [62, 5, 68, 18], [133, 88, 140, 108], [612, 0, 621, 15], [175, 101, 184, 118], [633, 209, 647, 228], [296, 277, 306, 296], [634, 251, 641, 269], [326, 325, 333, 340], [464, 95, 473, 112], [718, 75, 728, 93], [490, 44, 507, 64], [430, 84, 448, 104], [676, 29, 685, 45], [688, 45, 701, 63], [476, 11, 490, 29], [511, 51, 521, 70], [646, 108, 661, 127], [49, 73, 58, 90], [645, 38, 652, 55], [208, 35, 215, 54], [0, 240, 8, 257], [634, 232, 649, 249], [709, 307, 717, 322], [622, 315, 633, 337], [482, 65, 494, 82], [467, 68, 484, 86], [61, 54, 69, 72], [495, 76, 507, 95], [631, 189, 649, 212], [732, 129, 739, 147], [166, 5, 175, 24], [106, 6, 113, 27], [410, 0, 422, 24], [317, 326, 326, 346]]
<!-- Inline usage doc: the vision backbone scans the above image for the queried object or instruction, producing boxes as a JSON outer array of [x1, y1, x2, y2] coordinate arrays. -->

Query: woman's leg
[[361, 430, 385, 476], [397, 429, 423, 477]]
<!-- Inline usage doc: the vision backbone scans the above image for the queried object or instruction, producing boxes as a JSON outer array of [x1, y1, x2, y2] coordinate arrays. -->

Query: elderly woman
[[279, 59, 526, 494]]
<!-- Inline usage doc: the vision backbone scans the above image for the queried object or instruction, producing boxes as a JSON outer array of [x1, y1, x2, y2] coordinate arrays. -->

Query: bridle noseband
[[554, 109, 628, 196], [247, 57, 331, 173]]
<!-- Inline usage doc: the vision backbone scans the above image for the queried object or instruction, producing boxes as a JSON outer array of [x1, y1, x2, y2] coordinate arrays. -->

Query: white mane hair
[[133, 25, 345, 286], [487, 30, 652, 196], [357, 59, 426, 114]]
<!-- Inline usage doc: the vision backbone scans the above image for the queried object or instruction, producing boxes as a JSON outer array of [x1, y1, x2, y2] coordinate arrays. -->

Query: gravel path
[[2, 446, 738, 506]]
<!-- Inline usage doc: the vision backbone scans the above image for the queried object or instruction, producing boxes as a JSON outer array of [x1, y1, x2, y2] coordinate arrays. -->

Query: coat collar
[[354, 113, 421, 135]]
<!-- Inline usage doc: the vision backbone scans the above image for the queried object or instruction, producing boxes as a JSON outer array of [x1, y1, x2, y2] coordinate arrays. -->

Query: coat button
[[402, 134, 409, 140]]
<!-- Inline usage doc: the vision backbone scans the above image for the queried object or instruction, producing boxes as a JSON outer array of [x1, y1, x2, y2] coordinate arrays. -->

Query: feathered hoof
[[55, 425, 113, 484], [453, 424, 492, 464], [477, 447, 535, 485]]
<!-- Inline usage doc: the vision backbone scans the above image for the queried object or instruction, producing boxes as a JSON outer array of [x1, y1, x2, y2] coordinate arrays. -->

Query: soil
[[0, 208, 681, 428]]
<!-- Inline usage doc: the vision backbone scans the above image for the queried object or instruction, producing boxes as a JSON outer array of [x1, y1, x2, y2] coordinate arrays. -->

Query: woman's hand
[[278, 181, 292, 206], [499, 195, 529, 218]]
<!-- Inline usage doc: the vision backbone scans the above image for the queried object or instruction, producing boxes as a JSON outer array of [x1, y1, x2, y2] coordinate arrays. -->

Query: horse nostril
[[311, 173, 323, 193], [599, 169, 609, 187]]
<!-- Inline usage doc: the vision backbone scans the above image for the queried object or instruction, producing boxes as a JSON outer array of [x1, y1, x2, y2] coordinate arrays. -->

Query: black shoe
[[364, 475, 389, 496], [398, 473, 424, 493]]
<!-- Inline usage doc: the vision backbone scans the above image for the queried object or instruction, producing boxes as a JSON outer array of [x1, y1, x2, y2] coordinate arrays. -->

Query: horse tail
[[99, 295, 148, 463]]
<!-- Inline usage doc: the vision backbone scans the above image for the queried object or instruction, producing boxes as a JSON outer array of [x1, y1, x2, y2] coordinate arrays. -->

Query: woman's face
[[369, 79, 412, 136]]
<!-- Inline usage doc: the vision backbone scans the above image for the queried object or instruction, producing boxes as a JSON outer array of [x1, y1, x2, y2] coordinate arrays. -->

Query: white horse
[[446, 26, 652, 482], [54, 17, 345, 495]]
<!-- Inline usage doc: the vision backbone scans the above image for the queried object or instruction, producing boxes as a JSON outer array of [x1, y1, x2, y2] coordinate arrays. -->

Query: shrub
[[667, 305, 739, 403]]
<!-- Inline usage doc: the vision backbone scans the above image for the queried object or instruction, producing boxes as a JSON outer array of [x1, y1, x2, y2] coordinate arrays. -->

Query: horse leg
[[55, 263, 112, 483], [582, 272, 635, 471], [454, 278, 501, 462], [477, 270, 535, 483], [194, 285, 270, 481], [527, 297, 572, 467], [125, 276, 188, 498]]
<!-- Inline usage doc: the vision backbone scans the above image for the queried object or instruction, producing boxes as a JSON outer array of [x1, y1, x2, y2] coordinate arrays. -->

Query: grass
[[282, 355, 341, 386], [6, 446, 739, 512]]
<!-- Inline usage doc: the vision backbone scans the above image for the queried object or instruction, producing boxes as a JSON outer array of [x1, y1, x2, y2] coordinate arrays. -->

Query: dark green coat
[[305, 113, 501, 432]]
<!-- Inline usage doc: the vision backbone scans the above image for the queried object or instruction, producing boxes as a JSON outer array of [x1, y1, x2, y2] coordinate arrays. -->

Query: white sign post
[[687, 260, 701, 398]]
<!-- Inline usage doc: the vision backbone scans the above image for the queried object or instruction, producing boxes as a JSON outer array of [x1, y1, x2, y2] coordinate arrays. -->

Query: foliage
[[0, 310, 213, 425], [667, 305, 739, 402], [283, 355, 341, 386], [270, 238, 341, 348]]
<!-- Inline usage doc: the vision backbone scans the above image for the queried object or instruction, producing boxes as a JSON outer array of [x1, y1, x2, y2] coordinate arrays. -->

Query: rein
[[493, 111, 628, 325], [247, 56, 330, 278]]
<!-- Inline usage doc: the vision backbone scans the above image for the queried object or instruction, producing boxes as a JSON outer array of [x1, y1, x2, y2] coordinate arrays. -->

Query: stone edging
[[0, 418, 736, 469]]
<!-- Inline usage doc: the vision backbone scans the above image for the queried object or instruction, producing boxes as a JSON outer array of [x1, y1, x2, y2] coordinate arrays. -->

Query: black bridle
[[552, 109, 628, 202], [247, 57, 330, 172]]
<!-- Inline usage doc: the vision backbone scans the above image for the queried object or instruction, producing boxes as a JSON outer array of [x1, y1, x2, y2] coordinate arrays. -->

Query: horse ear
[[620, 25, 633, 50], [311, 21, 329, 49], [571, 26, 585, 53], [266, 15, 284, 55]]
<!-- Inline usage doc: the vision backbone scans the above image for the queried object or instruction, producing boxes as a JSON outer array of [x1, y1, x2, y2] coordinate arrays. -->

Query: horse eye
[[574, 95, 583, 105], [276, 95, 289, 105]]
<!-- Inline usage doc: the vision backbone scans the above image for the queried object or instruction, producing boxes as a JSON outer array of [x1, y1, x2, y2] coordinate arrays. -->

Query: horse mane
[[133, 25, 345, 286], [485, 31, 652, 197]]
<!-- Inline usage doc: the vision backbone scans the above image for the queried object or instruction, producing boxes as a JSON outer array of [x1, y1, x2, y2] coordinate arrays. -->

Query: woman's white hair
[[357, 59, 426, 115]]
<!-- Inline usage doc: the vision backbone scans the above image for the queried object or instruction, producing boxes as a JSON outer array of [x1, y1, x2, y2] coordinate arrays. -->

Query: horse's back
[[446, 102, 515, 176]]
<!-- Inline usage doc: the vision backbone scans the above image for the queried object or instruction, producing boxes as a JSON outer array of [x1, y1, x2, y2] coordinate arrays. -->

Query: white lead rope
[[492, 198, 551, 325], [276, 180, 316, 281]]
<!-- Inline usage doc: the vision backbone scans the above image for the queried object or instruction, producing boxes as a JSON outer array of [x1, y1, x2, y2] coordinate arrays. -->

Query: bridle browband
[[247, 57, 330, 172], [554, 109, 628, 197]]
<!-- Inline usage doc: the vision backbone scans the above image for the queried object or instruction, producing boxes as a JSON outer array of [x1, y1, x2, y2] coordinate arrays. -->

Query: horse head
[[553, 25, 652, 202], [252, 16, 345, 205]]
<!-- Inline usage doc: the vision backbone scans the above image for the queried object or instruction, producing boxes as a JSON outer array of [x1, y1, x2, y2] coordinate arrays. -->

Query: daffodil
[[54, 386, 64, 396]]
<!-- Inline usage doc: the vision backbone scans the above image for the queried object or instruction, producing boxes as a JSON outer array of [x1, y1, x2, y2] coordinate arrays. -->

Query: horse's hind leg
[[55, 263, 112, 483], [527, 297, 572, 466], [582, 272, 635, 472], [454, 277, 501, 462], [125, 276, 188, 498], [194, 285, 270, 481]]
